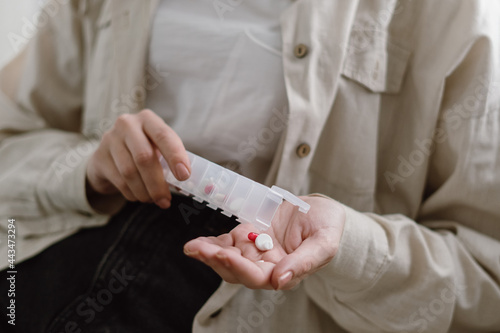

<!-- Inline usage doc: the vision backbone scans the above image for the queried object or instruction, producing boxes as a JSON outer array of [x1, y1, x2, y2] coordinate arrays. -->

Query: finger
[[184, 233, 235, 257], [184, 239, 241, 284], [123, 123, 172, 208], [271, 235, 336, 290], [204, 251, 243, 284], [100, 151, 137, 201], [207, 233, 236, 248], [185, 234, 235, 253], [140, 109, 191, 181], [110, 140, 151, 203], [186, 236, 276, 289], [235, 238, 285, 265], [217, 248, 274, 289], [194, 245, 268, 288]]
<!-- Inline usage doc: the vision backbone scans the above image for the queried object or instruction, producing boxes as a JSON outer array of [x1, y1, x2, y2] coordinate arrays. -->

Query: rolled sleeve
[[319, 204, 389, 293]]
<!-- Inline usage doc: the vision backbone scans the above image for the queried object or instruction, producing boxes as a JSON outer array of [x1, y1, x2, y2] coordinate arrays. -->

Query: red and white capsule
[[248, 232, 259, 242], [247, 232, 273, 251]]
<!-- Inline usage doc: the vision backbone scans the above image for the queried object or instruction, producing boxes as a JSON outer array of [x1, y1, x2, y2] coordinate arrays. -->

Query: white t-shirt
[[146, 0, 291, 183]]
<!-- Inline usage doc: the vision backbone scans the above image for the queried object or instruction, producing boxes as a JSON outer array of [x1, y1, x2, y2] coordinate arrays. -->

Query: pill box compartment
[[160, 152, 309, 230]]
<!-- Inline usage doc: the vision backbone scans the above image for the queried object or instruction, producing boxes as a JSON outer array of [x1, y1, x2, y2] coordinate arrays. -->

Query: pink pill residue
[[204, 183, 215, 195]]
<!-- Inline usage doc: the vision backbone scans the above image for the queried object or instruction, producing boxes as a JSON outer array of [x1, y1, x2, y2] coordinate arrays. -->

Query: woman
[[1, 0, 500, 332]]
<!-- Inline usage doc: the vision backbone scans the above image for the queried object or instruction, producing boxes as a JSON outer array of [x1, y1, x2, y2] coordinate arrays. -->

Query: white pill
[[255, 234, 273, 251], [213, 193, 226, 203], [184, 181, 195, 191]]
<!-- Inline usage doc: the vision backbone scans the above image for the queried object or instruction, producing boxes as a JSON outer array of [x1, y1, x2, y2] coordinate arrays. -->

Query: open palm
[[184, 195, 345, 290]]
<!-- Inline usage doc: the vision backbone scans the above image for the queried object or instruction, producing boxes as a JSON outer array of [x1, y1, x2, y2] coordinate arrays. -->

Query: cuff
[[315, 203, 389, 293], [37, 140, 125, 216]]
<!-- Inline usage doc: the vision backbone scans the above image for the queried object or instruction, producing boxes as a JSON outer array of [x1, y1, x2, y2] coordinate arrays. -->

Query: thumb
[[271, 235, 336, 290]]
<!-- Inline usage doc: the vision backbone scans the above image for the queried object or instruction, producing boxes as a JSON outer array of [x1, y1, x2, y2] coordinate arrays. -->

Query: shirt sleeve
[[0, 0, 124, 235], [303, 7, 500, 333]]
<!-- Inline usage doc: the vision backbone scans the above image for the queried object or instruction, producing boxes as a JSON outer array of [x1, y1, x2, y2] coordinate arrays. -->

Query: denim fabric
[[0, 195, 238, 333]]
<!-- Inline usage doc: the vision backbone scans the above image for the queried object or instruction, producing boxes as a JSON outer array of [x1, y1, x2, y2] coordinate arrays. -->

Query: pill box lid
[[271, 186, 310, 213]]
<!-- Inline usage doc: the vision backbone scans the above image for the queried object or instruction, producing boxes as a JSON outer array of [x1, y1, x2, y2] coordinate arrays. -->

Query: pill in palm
[[247, 232, 273, 251], [247, 232, 259, 242], [255, 234, 273, 251]]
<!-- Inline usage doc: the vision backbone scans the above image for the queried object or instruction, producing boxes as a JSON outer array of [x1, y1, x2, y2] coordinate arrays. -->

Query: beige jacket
[[1, 0, 500, 332]]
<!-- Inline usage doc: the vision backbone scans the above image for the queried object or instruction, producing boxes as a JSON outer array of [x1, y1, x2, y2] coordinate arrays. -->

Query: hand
[[86, 109, 190, 210], [184, 195, 345, 290]]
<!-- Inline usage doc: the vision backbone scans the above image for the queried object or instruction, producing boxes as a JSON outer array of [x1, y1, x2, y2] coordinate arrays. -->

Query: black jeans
[[0, 195, 238, 333]]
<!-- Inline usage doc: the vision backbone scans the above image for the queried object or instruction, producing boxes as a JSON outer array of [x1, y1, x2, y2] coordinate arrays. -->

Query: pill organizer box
[[160, 151, 310, 231]]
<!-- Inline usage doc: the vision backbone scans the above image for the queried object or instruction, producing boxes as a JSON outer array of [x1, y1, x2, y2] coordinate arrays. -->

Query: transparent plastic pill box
[[160, 151, 310, 231]]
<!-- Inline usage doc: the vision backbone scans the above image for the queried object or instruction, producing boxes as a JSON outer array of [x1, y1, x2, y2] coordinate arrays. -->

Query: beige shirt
[[1, 0, 499, 332], [146, 0, 290, 183]]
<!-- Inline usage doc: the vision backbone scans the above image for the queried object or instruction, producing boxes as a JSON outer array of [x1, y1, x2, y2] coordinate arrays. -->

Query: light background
[[0, 0, 42, 68]]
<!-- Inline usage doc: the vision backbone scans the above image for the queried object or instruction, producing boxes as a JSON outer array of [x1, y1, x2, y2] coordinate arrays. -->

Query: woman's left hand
[[184, 195, 346, 290]]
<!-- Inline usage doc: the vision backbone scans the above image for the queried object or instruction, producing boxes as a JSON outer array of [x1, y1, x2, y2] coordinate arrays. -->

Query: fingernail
[[175, 163, 190, 180], [278, 271, 293, 289], [157, 199, 170, 209], [184, 247, 198, 256]]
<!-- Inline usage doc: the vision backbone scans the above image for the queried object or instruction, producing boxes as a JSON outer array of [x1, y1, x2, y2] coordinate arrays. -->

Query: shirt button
[[294, 44, 308, 58], [296, 143, 311, 158]]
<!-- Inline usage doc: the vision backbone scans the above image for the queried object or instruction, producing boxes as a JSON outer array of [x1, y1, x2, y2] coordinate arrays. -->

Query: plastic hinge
[[270, 186, 310, 213]]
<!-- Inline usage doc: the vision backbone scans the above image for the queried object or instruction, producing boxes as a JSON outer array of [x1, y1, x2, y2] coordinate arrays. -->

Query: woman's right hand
[[86, 109, 191, 210]]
